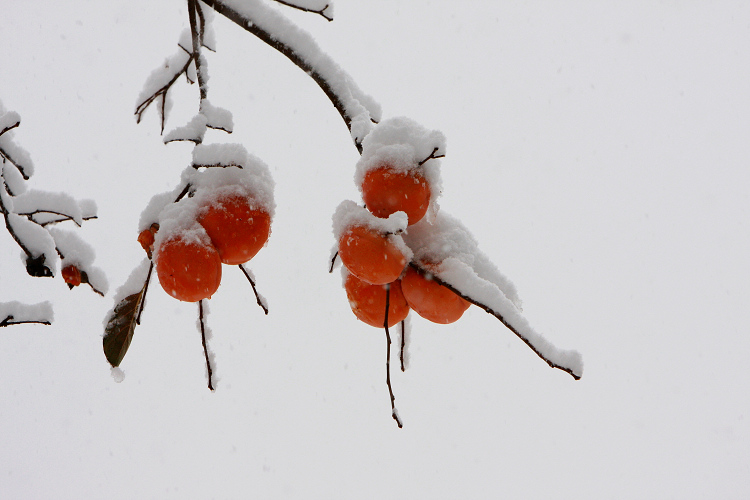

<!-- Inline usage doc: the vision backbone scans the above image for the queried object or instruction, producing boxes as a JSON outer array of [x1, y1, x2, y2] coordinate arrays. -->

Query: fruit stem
[[399, 320, 406, 372], [198, 299, 215, 391], [239, 264, 269, 315], [383, 284, 403, 428]]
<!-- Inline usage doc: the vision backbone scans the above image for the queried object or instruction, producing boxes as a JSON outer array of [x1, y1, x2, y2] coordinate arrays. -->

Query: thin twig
[[0, 118, 20, 138], [135, 262, 154, 325], [188, 0, 208, 104], [272, 0, 333, 21], [328, 250, 338, 273], [134, 53, 195, 133], [239, 264, 269, 315], [383, 284, 403, 428], [418, 146, 445, 166], [409, 263, 581, 380], [0, 315, 51, 327], [198, 299, 215, 391], [400, 320, 406, 372]]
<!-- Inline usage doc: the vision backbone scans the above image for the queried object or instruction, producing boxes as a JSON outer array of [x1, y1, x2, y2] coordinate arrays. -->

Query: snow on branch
[[0, 301, 53, 327], [0, 101, 107, 294], [0, 107, 33, 183], [201, 0, 381, 152], [134, 33, 194, 134], [136, 4, 233, 144], [404, 211, 582, 379]]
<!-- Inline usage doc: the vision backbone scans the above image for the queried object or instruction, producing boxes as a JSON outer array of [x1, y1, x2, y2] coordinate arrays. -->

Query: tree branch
[[0, 146, 30, 181], [201, 0, 370, 153], [134, 52, 195, 134], [0, 315, 51, 327], [0, 118, 20, 138], [409, 263, 581, 380]]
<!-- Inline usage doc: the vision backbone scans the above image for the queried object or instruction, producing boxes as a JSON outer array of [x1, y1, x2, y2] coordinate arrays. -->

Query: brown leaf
[[102, 265, 151, 367]]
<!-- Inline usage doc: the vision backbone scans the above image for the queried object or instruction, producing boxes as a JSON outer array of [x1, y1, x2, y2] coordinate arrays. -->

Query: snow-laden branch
[[404, 211, 582, 380], [0, 102, 106, 290], [0, 301, 53, 327], [201, 0, 381, 152]]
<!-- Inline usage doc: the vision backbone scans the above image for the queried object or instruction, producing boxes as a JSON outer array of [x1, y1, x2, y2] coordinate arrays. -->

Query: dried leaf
[[102, 270, 150, 367]]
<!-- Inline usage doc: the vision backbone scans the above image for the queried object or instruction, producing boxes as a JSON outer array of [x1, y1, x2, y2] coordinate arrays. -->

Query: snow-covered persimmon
[[362, 165, 430, 225], [197, 193, 271, 265], [61, 265, 82, 288], [155, 235, 222, 302], [400, 265, 470, 324], [344, 273, 410, 328], [338, 225, 408, 285]]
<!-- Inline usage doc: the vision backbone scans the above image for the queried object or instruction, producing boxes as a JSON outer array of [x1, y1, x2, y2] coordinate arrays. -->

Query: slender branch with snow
[[0, 103, 107, 291], [200, 0, 380, 152]]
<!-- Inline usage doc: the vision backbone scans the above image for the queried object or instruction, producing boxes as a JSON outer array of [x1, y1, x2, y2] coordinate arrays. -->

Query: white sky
[[1, 1, 749, 498]]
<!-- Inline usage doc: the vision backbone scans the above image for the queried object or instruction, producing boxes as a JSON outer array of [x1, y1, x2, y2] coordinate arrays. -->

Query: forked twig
[[273, 0, 333, 21]]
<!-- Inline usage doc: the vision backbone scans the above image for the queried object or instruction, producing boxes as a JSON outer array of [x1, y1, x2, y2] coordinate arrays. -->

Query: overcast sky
[[1, 1, 749, 498]]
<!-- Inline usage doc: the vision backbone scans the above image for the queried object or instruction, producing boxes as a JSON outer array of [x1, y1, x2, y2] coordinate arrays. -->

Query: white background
[[1, 1, 749, 498]]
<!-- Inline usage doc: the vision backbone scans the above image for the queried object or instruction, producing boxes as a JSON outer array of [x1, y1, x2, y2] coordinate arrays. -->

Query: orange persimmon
[[400, 266, 470, 324], [61, 265, 82, 288], [338, 225, 407, 285], [197, 193, 271, 265], [156, 235, 222, 302], [362, 165, 431, 225], [344, 273, 410, 328]]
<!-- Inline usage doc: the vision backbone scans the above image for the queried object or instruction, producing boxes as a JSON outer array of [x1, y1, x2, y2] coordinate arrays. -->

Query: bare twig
[[0, 315, 51, 327], [239, 264, 269, 315], [0, 118, 20, 138], [134, 52, 194, 133], [135, 262, 154, 325], [198, 299, 215, 391], [272, 0, 333, 21], [383, 284, 403, 428], [188, 0, 208, 104], [328, 250, 338, 273], [0, 147, 30, 181], [399, 320, 406, 372], [409, 263, 581, 380], [418, 146, 445, 166]]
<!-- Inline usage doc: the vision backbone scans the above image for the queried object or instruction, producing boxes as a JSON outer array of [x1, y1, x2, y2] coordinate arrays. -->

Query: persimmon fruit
[[198, 193, 271, 265], [400, 266, 471, 324], [362, 165, 431, 225], [338, 225, 408, 285], [61, 265, 82, 287], [156, 235, 222, 302], [344, 273, 410, 328], [138, 223, 159, 259]]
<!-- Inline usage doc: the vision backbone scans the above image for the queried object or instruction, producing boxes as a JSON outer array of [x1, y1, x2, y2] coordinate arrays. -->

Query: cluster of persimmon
[[337, 161, 471, 329], [139, 182, 272, 303]]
